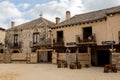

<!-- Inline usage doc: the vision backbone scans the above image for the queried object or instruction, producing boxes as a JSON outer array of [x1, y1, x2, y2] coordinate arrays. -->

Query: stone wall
[[21, 29, 32, 53], [0, 54, 4, 62], [112, 53, 120, 70], [29, 52, 37, 63], [52, 51, 57, 64], [0, 30, 5, 44], [11, 53, 26, 60], [6, 26, 51, 54]]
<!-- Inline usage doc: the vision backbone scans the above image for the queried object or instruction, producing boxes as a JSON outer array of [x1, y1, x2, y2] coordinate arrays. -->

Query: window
[[57, 31, 63, 42], [83, 27, 92, 40], [33, 33, 40, 44], [0, 49, 3, 53], [14, 34, 18, 46], [12, 50, 19, 53]]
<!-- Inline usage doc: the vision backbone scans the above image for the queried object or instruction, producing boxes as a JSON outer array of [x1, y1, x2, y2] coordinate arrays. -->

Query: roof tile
[[53, 5, 120, 28]]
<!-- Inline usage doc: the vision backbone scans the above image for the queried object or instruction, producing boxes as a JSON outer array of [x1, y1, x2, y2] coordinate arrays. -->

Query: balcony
[[53, 39, 64, 47], [8, 42, 22, 49], [29, 38, 51, 48], [76, 34, 97, 45]]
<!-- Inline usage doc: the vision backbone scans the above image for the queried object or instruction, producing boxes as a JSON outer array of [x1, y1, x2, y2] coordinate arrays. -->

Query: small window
[[33, 33, 40, 44], [83, 27, 92, 40], [12, 50, 19, 53], [14, 34, 18, 45], [0, 49, 4, 53], [57, 31, 63, 42]]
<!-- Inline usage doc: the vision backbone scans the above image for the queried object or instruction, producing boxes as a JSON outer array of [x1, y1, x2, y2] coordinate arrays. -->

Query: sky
[[1, 0, 120, 29]]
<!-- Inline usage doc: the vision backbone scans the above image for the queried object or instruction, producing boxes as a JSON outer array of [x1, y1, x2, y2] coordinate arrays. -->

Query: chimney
[[11, 21, 15, 28], [66, 11, 70, 20], [56, 17, 60, 24]]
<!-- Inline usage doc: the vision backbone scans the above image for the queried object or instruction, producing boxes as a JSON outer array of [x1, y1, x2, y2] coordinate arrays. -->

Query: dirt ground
[[0, 64, 119, 80]]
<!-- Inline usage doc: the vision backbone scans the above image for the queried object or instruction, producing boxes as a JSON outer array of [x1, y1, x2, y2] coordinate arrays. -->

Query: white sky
[[0, 0, 120, 29]]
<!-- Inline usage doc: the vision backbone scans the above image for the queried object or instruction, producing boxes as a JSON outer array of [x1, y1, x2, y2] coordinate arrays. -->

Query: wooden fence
[[58, 53, 90, 67]]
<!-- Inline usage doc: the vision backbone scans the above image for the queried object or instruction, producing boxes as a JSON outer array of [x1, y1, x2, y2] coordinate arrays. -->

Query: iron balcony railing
[[76, 34, 96, 44], [53, 39, 64, 46], [7, 42, 22, 48], [29, 38, 51, 47]]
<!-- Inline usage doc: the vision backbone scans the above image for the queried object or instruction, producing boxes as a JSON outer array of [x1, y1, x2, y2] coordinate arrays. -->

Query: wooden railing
[[53, 39, 64, 46], [57, 53, 90, 67], [76, 34, 96, 44]]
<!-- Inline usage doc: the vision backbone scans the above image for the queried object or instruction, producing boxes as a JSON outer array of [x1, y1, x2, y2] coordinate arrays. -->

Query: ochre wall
[[107, 13, 120, 44], [52, 13, 120, 46], [52, 20, 107, 46]]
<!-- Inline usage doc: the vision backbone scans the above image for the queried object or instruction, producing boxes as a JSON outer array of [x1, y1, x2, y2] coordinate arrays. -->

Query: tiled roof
[[7, 17, 55, 30], [53, 5, 120, 28]]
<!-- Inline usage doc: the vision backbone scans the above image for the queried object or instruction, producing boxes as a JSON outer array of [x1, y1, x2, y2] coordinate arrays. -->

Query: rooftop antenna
[[39, 11, 43, 18]]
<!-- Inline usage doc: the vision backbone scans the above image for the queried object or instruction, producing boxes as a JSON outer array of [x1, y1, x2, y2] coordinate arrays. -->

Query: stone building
[[0, 27, 5, 53], [52, 6, 120, 67], [5, 17, 55, 63]]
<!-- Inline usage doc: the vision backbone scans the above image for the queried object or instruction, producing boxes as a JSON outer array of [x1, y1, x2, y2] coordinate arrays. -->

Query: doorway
[[37, 51, 52, 63], [47, 51, 52, 63], [83, 27, 92, 40], [97, 50, 110, 66], [57, 31, 63, 42]]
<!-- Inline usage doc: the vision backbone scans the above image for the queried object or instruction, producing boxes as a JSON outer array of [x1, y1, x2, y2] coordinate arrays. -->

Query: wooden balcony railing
[[53, 39, 64, 47], [76, 34, 96, 44]]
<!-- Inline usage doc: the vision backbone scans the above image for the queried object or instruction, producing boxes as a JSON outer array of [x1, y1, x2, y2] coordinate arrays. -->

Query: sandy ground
[[0, 64, 119, 80]]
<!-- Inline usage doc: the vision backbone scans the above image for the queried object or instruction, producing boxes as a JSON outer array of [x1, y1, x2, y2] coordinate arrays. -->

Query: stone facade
[[0, 27, 5, 55], [4, 17, 55, 63], [6, 17, 55, 54], [0, 27, 5, 45]]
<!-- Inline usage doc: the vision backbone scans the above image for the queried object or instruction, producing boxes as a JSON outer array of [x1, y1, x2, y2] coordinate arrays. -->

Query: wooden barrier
[[57, 60, 68, 68], [57, 53, 90, 67], [104, 64, 117, 73], [78, 53, 90, 67], [112, 53, 120, 70]]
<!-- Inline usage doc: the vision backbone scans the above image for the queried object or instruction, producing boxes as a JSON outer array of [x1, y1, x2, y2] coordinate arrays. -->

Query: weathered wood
[[104, 64, 117, 73]]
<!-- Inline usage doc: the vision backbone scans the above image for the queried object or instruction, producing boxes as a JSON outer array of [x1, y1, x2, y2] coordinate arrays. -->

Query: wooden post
[[88, 47, 91, 66], [76, 48, 79, 63]]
